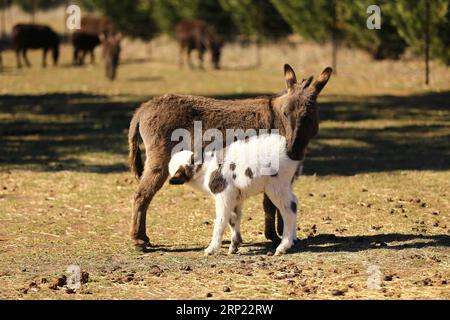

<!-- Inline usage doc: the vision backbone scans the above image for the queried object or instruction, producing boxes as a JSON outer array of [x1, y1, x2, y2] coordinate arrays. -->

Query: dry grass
[[0, 7, 449, 300]]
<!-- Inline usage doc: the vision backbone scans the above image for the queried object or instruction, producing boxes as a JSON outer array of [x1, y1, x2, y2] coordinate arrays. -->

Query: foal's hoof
[[274, 250, 285, 256], [204, 246, 218, 256]]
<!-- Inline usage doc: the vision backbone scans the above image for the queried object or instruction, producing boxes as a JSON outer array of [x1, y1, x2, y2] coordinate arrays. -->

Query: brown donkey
[[128, 65, 332, 250], [101, 33, 122, 81], [176, 19, 223, 70]]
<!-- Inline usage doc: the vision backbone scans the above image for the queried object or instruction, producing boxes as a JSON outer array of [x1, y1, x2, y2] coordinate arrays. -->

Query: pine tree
[[271, 0, 412, 70], [218, 0, 291, 39], [271, 0, 342, 72], [340, 1, 407, 60], [14, 0, 64, 14], [80, 0, 157, 40], [388, 0, 449, 84], [1, 0, 13, 36], [152, 0, 235, 37]]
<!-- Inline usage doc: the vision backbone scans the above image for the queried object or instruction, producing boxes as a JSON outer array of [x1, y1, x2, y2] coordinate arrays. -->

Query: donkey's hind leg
[[263, 194, 281, 245], [130, 155, 169, 251]]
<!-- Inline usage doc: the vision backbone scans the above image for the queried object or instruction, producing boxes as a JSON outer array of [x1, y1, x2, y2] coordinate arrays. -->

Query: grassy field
[[0, 33, 449, 300]]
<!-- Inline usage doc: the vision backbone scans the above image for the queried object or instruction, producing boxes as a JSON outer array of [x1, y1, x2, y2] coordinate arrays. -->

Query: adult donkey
[[176, 19, 223, 70], [101, 33, 122, 81], [12, 24, 59, 68], [128, 64, 332, 251]]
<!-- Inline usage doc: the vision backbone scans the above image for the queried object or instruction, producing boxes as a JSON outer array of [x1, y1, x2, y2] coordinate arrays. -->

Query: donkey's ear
[[284, 64, 297, 91], [311, 67, 333, 94]]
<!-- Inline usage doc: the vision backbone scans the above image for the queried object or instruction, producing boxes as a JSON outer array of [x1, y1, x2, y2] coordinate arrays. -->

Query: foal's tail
[[128, 110, 144, 180]]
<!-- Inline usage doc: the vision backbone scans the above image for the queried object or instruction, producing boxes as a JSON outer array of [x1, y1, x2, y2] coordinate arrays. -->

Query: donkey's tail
[[128, 110, 144, 180]]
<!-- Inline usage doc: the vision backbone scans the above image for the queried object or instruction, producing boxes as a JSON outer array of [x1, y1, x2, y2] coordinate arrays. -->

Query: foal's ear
[[284, 64, 297, 92], [169, 168, 187, 185], [311, 67, 333, 94], [169, 177, 185, 185]]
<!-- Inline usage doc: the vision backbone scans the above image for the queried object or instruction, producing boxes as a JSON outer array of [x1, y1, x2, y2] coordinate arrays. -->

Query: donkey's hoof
[[266, 234, 281, 247], [227, 247, 239, 255], [133, 239, 151, 252]]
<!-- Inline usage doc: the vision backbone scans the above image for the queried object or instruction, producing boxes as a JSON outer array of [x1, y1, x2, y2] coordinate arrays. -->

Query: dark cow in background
[[12, 24, 59, 68], [176, 19, 223, 70], [72, 30, 101, 65]]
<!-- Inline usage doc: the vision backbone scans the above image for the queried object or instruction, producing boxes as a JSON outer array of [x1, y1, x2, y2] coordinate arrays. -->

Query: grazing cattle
[[127, 65, 332, 251], [175, 19, 223, 70], [72, 30, 101, 65], [102, 33, 122, 81], [12, 24, 60, 68]]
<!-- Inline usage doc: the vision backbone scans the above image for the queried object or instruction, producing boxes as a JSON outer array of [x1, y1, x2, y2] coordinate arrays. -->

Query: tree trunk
[[1, 0, 6, 38], [256, 36, 262, 67], [424, 0, 431, 85], [331, 0, 340, 74], [31, 0, 37, 23]]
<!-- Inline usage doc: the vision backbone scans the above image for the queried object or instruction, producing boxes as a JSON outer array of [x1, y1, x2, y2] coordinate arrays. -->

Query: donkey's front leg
[[205, 197, 232, 255]]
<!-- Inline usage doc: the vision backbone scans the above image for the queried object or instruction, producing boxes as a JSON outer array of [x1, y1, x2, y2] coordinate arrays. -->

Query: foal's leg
[[228, 203, 243, 254], [265, 187, 297, 255], [205, 195, 233, 255]]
